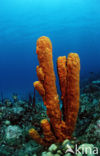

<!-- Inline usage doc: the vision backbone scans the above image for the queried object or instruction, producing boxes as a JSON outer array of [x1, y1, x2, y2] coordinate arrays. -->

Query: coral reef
[[29, 36, 80, 146], [0, 77, 100, 155], [0, 95, 47, 155], [40, 139, 96, 156]]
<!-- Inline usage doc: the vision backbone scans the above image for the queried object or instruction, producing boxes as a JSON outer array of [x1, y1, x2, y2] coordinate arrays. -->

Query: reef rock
[[5, 125, 22, 145]]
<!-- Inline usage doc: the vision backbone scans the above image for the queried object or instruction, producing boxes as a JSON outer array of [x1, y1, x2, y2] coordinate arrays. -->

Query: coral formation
[[0, 77, 100, 155], [29, 36, 80, 146], [40, 139, 95, 156]]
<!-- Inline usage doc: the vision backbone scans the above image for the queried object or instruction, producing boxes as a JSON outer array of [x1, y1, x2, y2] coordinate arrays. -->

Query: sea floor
[[0, 77, 100, 156]]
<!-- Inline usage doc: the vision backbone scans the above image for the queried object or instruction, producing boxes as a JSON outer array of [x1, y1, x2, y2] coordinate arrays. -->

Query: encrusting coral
[[29, 36, 80, 146]]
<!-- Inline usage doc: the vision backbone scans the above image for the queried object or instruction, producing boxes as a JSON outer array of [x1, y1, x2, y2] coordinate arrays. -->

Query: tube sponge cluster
[[29, 36, 80, 146]]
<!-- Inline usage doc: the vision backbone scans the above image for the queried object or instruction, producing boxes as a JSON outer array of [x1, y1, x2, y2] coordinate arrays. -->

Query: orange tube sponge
[[33, 81, 45, 97], [29, 36, 80, 146], [57, 54, 80, 129], [29, 120, 57, 146], [64, 53, 80, 136], [57, 56, 67, 121], [36, 66, 44, 82], [35, 36, 67, 141], [29, 128, 45, 145], [57, 56, 67, 101], [41, 119, 56, 143]]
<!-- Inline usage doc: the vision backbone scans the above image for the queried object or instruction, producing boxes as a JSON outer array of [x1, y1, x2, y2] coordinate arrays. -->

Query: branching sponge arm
[[64, 53, 80, 136], [35, 36, 67, 140]]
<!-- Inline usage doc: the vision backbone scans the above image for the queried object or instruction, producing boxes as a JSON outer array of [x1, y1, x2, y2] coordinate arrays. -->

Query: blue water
[[0, 0, 100, 97]]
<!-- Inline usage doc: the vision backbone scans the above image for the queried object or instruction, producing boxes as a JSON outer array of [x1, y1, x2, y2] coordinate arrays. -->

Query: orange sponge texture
[[29, 36, 80, 146]]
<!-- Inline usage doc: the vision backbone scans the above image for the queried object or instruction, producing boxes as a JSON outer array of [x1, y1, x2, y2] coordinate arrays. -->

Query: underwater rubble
[[75, 79, 100, 153], [0, 94, 47, 156]]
